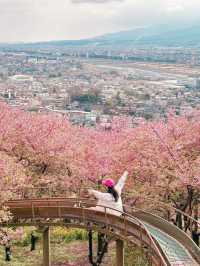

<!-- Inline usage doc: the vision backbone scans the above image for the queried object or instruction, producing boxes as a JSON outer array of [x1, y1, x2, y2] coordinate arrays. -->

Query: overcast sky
[[0, 0, 200, 42]]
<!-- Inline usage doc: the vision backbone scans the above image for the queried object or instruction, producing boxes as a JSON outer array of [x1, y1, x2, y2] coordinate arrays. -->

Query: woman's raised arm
[[115, 171, 128, 195]]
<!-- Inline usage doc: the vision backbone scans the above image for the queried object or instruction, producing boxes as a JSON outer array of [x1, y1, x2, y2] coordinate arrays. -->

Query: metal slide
[[3, 198, 200, 266]]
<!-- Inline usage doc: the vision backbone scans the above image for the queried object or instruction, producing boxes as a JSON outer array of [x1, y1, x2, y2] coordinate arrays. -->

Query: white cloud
[[71, 0, 123, 3], [0, 0, 200, 42]]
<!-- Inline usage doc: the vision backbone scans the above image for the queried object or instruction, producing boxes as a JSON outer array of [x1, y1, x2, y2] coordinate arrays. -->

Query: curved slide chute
[[3, 198, 200, 266]]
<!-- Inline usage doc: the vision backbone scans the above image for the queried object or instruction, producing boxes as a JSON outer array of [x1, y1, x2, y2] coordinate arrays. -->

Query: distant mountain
[[137, 25, 200, 47], [91, 24, 200, 47], [2, 23, 200, 48], [93, 24, 177, 42]]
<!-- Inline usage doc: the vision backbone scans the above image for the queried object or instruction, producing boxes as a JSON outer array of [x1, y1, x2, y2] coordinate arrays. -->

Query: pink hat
[[102, 178, 115, 188]]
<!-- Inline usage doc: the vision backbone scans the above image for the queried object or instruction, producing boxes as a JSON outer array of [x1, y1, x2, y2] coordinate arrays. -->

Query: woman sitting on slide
[[88, 171, 128, 216]]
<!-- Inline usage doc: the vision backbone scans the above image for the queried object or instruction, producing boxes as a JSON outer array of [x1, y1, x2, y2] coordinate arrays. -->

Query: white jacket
[[88, 171, 128, 216]]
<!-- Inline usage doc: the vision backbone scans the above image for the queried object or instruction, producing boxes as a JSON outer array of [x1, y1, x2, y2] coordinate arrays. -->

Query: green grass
[[0, 241, 89, 266], [52, 227, 90, 243], [125, 245, 150, 266], [0, 227, 97, 266], [0, 244, 43, 266], [0, 227, 150, 266]]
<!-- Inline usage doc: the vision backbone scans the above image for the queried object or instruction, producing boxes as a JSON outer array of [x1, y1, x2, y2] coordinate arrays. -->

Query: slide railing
[[5, 187, 200, 265], [4, 198, 169, 266]]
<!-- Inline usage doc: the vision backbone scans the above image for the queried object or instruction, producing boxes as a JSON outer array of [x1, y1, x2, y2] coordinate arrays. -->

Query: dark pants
[[192, 231, 200, 247], [5, 246, 11, 261]]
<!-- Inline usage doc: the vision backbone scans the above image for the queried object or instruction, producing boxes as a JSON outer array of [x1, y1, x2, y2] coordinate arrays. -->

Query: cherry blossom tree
[[0, 101, 200, 223]]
